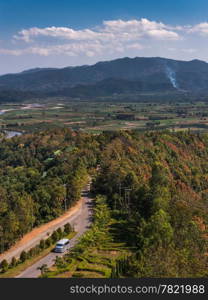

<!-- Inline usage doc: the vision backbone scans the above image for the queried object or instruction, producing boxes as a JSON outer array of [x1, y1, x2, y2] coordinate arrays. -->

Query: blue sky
[[1, 0, 208, 74]]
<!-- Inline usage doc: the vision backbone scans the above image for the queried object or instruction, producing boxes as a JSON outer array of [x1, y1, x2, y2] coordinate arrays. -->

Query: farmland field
[[1, 100, 208, 134]]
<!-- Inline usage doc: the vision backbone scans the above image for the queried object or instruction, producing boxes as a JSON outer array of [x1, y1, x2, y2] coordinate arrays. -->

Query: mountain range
[[1, 57, 208, 100]]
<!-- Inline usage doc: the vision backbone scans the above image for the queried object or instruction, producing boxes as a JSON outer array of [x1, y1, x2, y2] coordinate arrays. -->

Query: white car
[[54, 238, 69, 253]]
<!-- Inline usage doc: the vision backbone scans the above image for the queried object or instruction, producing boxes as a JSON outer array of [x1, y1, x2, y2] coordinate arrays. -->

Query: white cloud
[[14, 18, 180, 44], [103, 18, 180, 40], [1, 18, 180, 58], [0, 48, 23, 56], [188, 22, 208, 35], [0, 41, 123, 57], [14, 27, 111, 43], [2, 18, 208, 61], [0, 47, 50, 56], [0, 40, 143, 58], [125, 43, 143, 50], [3, 18, 180, 58], [181, 48, 196, 54]]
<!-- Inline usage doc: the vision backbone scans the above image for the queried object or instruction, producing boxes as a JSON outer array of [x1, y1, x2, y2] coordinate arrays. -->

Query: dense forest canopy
[[94, 130, 208, 277], [0, 128, 99, 252], [0, 128, 208, 276]]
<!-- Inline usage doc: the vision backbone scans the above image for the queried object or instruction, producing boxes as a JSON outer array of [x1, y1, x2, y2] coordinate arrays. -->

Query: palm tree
[[37, 264, 49, 276]]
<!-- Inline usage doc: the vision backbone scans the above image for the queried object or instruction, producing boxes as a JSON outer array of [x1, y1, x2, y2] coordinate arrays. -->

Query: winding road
[[0, 181, 93, 278]]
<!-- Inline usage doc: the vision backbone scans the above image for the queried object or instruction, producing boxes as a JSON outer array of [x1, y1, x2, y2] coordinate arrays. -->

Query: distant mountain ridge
[[1, 57, 208, 99]]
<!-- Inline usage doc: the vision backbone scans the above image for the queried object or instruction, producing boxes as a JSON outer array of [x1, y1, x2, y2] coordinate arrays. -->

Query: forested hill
[[1, 57, 208, 100], [93, 130, 208, 277], [1, 129, 208, 276], [0, 128, 99, 252]]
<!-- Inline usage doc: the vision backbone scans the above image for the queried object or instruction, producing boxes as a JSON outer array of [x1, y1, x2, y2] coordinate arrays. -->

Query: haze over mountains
[[1, 57, 208, 100]]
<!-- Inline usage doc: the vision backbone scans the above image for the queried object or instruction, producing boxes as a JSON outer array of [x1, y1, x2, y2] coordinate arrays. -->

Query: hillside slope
[[33, 129, 208, 278], [92, 130, 208, 277], [1, 57, 208, 98]]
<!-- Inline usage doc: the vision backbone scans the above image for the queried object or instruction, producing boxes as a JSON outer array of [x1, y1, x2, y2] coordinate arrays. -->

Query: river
[[0, 108, 24, 138], [5, 131, 23, 138]]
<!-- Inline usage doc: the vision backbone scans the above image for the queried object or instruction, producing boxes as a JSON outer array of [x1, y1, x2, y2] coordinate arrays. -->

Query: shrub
[[37, 264, 49, 277], [54, 256, 65, 268], [64, 223, 72, 234], [51, 231, 59, 243], [1, 259, 9, 273], [45, 237, 52, 248], [57, 228, 63, 239], [28, 248, 36, 257], [34, 245, 41, 255], [39, 239, 45, 250], [28, 248, 34, 258], [10, 257, 17, 268], [20, 251, 27, 263]]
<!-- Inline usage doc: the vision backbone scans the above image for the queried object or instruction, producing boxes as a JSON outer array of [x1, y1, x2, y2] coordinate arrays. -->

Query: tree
[[39, 239, 45, 250], [28, 248, 34, 258], [45, 237, 52, 248], [151, 186, 171, 213], [150, 163, 169, 189], [144, 209, 173, 249], [56, 228, 63, 239], [54, 256, 65, 269], [51, 231, 59, 243], [1, 259, 9, 273], [34, 245, 41, 255], [10, 257, 17, 268], [20, 250, 27, 263], [37, 264, 49, 277], [64, 223, 72, 235]]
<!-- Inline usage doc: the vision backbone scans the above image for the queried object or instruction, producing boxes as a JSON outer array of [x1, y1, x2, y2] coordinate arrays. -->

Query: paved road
[[16, 185, 93, 278], [0, 183, 90, 263]]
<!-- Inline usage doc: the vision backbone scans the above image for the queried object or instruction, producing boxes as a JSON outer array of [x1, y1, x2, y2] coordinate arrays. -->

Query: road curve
[[0, 181, 92, 264], [15, 183, 93, 278]]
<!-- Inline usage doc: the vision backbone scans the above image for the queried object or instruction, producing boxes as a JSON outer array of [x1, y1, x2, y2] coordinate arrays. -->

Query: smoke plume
[[166, 66, 178, 89]]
